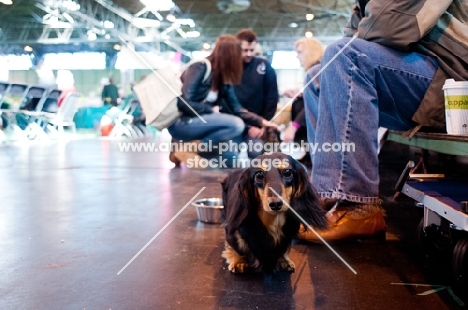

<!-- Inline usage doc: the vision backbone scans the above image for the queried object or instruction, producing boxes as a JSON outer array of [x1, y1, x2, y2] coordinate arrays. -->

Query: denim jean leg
[[303, 64, 321, 144], [167, 113, 245, 162], [310, 37, 437, 203], [168, 113, 244, 144]]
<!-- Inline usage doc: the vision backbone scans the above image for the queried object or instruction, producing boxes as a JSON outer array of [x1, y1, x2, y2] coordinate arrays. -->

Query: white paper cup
[[442, 79, 468, 135]]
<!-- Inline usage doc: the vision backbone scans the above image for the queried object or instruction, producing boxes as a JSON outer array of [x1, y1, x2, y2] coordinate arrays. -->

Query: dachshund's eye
[[254, 170, 264, 182], [283, 169, 293, 179]]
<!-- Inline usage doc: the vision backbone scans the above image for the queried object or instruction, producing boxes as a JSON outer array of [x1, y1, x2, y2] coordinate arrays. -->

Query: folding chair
[[128, 98, 149, 137], [106, 96, 145, 139], [21, 87, 62, 140], [0, 81, 10, 97], [0, 83, 31, 141], [42, 92, 79, 137], [0, 82, 11, 141]]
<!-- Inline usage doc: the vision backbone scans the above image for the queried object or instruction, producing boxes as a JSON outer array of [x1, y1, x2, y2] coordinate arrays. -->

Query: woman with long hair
[[168, 34, 274, 168]]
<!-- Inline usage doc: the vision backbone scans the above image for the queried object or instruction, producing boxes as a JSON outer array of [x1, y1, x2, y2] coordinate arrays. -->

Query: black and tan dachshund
[[221, 152, 327, 273]]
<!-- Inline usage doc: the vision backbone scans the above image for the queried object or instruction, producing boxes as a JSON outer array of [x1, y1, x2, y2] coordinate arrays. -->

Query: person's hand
[[283, 88, 303, 98], [262, 119, 278, 128], [282, 124, 297, 143], [248, 126, 264, 139]]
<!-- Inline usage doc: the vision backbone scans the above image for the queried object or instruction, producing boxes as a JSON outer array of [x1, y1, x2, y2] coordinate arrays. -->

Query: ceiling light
[[24, 46, 33, 52], [306, 14, 314, 21], [132, 18, 161, 29], [87, 30, 97, 41], [166, 14, 176, 23], [305, 30, 313, 38], [0, 0, 13, 5], [288, 22, 298, 28], [61, 0, 80, 11], [217, 0, 251, 14], [103, 20, 114, 29], [113, 44, 121, 51], [140, 0, 175, 11], [203, 43, 211, 50], [185, 31, 200, 38]]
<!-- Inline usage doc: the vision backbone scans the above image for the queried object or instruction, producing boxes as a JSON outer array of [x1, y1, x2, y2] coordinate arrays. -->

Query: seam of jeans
[[336, 56, 356, 195], [318, 192, 381, 204]]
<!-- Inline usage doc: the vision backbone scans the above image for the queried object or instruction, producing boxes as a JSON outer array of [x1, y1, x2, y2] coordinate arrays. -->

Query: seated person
[[167, 34, 275, 168], [297, 0, 468, 243]]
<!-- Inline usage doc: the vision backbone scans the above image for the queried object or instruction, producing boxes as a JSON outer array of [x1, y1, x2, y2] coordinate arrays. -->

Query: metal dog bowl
[[192, 198, 225, 224]]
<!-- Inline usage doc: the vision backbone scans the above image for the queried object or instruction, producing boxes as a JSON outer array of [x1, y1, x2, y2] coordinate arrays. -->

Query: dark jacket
[[177, 60, 264, 127], [346, 0, 468, 131], [233, 57, 279, 120]]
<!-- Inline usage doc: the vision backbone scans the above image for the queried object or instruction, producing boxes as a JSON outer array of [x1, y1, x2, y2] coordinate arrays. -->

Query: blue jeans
[[167, 112, 245, 161], [305, 37, 438, 203]]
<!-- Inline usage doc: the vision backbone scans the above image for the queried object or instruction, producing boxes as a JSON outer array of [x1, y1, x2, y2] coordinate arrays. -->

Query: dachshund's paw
[[228, 261, 250, 273], [222, 244, 249, 273], [276, 256, 295, 272]]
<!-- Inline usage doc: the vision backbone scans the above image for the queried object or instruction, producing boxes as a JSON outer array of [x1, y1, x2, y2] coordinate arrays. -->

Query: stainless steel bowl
[[192, 198, 225, 224]]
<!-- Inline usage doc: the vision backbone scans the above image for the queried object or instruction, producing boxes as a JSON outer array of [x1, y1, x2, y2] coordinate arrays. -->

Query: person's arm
[[222, 85, 271, 128], [282, 99, 305, 143], [357, 0, 451, 51], [293, 108, 306, 128], [344, 2, 366, 37], [261, 61, 279, 121], [178, 62, 213, 116]]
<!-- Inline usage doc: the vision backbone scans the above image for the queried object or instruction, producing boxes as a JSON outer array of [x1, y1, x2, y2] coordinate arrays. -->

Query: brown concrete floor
[[0, 134, 467, 310]]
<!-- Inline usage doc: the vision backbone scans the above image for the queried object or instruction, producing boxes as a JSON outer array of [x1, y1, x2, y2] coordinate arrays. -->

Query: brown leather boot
[[169, 151, 181, 167], [169, 140, 202, 168], [173, 151, 206, 169], [297, 202, 386, 243]]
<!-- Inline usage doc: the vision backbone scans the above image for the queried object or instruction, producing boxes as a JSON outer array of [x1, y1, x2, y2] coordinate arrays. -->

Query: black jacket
[[177, 60, 264, 127], [233, 57, 279, 120]]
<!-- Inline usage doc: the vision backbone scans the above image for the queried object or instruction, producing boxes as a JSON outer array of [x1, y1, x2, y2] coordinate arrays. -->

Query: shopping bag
[[133, 59, 211, 131]]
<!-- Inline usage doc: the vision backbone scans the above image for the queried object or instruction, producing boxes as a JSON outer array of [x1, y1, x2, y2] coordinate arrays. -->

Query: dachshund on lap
[[221, 152, 327, 274]]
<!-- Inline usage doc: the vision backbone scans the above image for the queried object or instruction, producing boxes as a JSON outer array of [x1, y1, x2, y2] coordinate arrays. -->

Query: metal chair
[[42, 92, 79, 137]]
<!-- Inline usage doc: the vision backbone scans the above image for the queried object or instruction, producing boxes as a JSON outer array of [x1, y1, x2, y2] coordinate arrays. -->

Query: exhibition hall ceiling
[[0, 0, 354, 55]]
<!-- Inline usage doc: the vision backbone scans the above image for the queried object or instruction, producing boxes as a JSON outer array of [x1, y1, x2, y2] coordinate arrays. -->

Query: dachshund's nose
[[268, 199, 283, 211]]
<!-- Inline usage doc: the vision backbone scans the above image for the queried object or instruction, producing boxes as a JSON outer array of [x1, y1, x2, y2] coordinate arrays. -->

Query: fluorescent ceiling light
[[132, 17, 160, 28], [185, 31, 200, 38], [0, 0, 13, 5], [140, 0, 175, 12], [0, 54, 33, 70], [43, 53, 106, 70]]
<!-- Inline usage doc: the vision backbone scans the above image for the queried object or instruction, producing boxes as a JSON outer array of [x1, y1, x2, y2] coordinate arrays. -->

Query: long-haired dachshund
[[221, 152, 327, 274]]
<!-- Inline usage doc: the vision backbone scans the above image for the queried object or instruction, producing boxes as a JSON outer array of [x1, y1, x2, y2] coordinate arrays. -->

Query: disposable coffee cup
[[442, 79, 468, 135]]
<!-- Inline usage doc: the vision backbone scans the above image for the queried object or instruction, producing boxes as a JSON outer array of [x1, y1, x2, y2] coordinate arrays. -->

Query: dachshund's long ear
[[224, 168, 254, 233], [291, 162, 327, 229]]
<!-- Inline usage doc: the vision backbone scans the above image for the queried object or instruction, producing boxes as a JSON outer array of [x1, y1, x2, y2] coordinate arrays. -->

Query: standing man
[[101, 77, 120, 106], [234, 29, 279, 158]]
